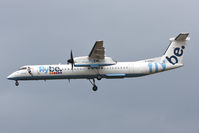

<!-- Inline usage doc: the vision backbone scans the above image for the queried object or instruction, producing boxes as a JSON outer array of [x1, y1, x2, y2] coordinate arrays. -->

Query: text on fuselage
[[39, 66, 62, 74]]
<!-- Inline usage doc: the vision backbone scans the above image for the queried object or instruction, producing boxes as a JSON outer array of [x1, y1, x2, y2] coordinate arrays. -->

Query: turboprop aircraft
[[7, 33, 190, 91]]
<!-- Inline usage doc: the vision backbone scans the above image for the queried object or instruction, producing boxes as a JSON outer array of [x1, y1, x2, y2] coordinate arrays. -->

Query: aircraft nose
[[7, 72, 16, 80]]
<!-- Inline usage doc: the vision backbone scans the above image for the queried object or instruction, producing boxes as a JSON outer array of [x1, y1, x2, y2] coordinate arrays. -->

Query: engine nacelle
[[73, 56, 116, 68]]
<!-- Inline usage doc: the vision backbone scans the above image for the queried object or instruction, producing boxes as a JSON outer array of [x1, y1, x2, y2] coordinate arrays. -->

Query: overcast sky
[[0, 0, 199, 133]]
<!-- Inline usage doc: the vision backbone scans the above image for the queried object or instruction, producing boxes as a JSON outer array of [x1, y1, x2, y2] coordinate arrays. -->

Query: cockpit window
[[19, 67, 27, 70]]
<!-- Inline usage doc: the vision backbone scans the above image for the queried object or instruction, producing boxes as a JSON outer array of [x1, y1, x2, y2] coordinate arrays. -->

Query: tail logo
[[166, 46, 185, 65]]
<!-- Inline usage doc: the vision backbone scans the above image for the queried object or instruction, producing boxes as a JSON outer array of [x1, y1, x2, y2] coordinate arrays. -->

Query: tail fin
[[161, 33, 190, 66]]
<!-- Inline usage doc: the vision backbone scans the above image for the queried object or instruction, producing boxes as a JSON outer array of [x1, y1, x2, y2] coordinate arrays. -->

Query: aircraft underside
[[12, 73, 147, 80], [10, 73, 148, 91]]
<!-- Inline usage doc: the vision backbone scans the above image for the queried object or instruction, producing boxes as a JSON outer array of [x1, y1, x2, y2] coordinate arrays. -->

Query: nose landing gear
[[15, 80, 19, 86], [89, 79, 98, 91]]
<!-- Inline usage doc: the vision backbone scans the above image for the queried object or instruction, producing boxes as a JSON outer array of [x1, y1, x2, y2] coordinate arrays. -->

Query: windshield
[[19, 67, 27, 70]]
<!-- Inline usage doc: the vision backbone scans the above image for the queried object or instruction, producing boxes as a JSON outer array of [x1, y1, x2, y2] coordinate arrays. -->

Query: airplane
[[7, 33, 190, 91]]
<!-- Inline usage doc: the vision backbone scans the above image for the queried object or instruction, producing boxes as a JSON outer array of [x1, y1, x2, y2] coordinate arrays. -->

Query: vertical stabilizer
[[161, 33, 190, 66]]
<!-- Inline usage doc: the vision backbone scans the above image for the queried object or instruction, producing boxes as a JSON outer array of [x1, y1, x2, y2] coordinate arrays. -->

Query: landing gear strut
[[89, 79, 98, 91], [15, 80, 19, 86]]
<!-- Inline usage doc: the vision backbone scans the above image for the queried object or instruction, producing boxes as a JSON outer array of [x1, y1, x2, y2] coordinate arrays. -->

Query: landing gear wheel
[[89, 79, 98, 91], [92, 85, 98, 91], [97, 75, 102, 80], [15, 81, 19, 86]]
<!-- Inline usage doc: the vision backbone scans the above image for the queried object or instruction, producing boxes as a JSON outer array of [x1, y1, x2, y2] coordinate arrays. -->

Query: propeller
[[67, 50, 74, 70]]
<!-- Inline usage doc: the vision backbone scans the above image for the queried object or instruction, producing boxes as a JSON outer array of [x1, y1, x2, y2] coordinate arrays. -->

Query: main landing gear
[[96, 75, 102, 80], [89, 79, 98, 91], [15, 80, 19, 86]]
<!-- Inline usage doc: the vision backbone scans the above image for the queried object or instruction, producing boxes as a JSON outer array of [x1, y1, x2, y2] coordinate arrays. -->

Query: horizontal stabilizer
[[175, 33, 189, 41]]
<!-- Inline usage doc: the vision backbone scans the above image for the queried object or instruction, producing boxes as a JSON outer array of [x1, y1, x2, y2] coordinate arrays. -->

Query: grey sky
[[0, 0, 199, 133]]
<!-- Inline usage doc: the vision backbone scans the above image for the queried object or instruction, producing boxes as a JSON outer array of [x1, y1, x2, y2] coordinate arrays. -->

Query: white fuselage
[[7, 60, 183, 81]]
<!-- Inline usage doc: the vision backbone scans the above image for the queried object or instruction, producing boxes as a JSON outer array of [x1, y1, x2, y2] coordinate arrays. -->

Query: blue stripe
[[155, 63, 158, 72], [106, 74, 126, 77]]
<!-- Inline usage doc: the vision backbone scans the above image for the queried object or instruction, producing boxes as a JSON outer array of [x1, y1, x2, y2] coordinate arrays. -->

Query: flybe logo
[[39, 66, 62, 74], [166, 46, 185, 65]]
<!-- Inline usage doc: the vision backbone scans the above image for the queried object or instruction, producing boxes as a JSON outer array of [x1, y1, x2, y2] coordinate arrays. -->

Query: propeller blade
[[70, 50, 73, 61], [71, 50, 74, 70], [71, 63, 74, 70], [67, 50, 74, 70]]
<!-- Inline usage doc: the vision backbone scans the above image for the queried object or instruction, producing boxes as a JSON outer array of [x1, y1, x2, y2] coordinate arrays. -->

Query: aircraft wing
[[89, 40, 105, 60], [73, 40, 116, 68]]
